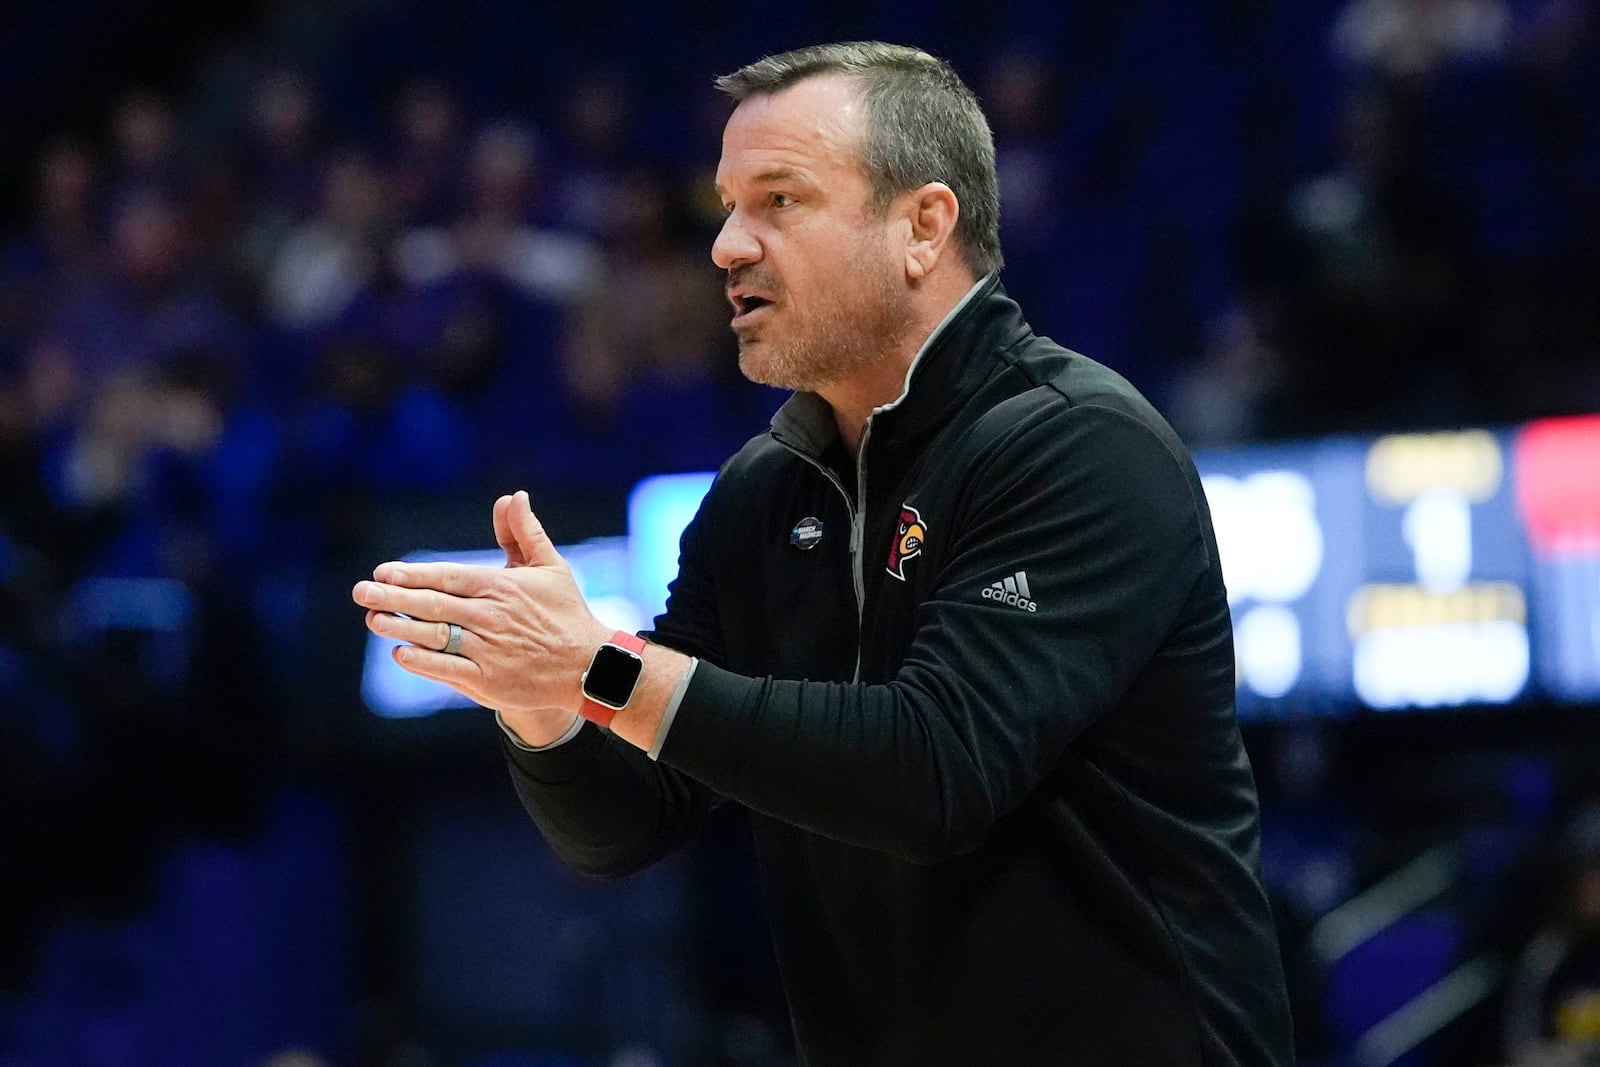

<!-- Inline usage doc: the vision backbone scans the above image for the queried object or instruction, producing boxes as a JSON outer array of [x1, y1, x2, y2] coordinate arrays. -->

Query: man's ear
[[903, 182, 960, 280]]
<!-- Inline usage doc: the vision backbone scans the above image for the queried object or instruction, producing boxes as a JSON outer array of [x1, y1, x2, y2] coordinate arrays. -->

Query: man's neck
[[824, 362, 918, 453], [822, 272, 985, 452]]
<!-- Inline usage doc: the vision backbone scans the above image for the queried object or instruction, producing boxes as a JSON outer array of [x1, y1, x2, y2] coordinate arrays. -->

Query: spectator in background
[[36, 344, 278, 585], [1452, 0, 1600, 423], [141, 347, 282, 583], [266, 149, 392, 331], [105, 90, 190, 211], [233, 68, 326, 285], [1333, 0, 1510, 80], [385, 80, 467, 229], [46, 189, 244, 378], [291, 330, 478, 500], [394, 119, 601, 306], [979, 47, 1062, 308], [560, 167, 740, 479], [1317, 0, 1600, 432], [1271, 82, 1471, 433], [390, 118, 603, 487], [30, 187, 250, 532], [549, 69, 641, 241], [56, 371, 160, 516], [32, 140, 101, 283], [1, 141, 102, 347]]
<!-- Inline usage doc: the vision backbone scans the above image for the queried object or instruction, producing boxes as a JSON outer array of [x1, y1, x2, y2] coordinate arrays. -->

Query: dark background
[[1, 1, 1598, 1064]]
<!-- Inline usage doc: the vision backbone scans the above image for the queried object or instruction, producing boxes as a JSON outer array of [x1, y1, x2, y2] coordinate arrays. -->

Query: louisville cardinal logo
[[886, 504, 927, 581]]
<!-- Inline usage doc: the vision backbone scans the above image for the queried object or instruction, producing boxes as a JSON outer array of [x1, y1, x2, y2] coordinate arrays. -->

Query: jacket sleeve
[[502, 481, 726, 879], [655, 402, 1215, 863]]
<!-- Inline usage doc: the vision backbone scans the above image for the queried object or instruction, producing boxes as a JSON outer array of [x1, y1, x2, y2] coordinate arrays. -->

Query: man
[[353, 42, 1296, 1065]]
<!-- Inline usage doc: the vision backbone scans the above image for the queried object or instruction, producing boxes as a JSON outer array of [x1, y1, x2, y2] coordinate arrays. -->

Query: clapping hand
[[352, 490, 608, 744]]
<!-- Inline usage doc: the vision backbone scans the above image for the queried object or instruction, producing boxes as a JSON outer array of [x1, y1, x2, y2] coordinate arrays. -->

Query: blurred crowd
[[0, 25, 774, 999], [0, 0, 1598, 1063]]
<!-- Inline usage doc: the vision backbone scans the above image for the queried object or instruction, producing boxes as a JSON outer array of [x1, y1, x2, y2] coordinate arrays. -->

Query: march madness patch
[[886, 504, 926, 581]]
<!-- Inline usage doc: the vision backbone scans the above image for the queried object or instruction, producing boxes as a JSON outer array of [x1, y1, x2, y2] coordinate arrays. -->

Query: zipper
[[772, 433, 870, 683], [849, 418, 877, 683], [756, 276, 983, 685]]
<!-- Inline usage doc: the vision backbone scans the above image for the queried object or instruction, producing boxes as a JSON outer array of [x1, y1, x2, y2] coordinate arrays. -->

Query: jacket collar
[[769, 273, 1023, 459]]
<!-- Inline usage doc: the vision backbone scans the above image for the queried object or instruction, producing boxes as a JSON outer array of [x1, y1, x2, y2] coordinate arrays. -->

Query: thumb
[[494, 493, 528, 567], [510, 490, 567, 569]]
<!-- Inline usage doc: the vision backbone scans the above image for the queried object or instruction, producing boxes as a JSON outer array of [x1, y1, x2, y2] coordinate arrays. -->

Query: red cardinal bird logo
[[886, 504, 927, 581]]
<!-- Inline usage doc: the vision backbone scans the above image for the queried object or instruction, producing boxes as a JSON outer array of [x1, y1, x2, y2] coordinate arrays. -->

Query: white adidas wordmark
[[981, 570, 1038, 612]]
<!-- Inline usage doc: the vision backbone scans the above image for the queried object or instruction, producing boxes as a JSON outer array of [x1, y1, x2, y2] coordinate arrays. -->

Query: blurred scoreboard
[[363, 416, 1600, 719], [1203, 415, 1600, 717]]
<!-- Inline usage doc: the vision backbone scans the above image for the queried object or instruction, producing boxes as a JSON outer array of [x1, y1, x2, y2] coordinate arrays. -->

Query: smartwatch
[[579, 631, 647, 727]]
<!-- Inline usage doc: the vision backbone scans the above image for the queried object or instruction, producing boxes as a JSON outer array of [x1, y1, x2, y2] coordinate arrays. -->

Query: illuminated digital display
[[1516, 416, 1600, 702], [362, 415, 1600, 719], [1198, 445, 1340, 715], [1346, 430, 1532, 710]]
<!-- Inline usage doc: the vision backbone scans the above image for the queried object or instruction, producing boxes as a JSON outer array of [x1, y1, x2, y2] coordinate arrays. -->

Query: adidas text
[[982, 571, 1038, 612]]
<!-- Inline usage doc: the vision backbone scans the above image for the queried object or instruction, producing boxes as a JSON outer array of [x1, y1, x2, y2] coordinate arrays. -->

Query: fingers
[[367, 559, 499, 596], [390, 640, 485, 698], [508, 489, 566, 569], [365, 610, 457, 653], [362, 606, 485, 700], [494, 489, 556, 570], [494, 493, 526, 567], [352, 574, 472, 625], [363, 607, 486, 703]]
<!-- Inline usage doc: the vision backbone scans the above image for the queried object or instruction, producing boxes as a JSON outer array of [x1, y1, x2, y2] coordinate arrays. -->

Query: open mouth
[[731, 293, 774, 324]]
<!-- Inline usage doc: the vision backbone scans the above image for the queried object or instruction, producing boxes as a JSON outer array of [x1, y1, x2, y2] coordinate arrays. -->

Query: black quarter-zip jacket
[[506, 278, 1295, 1065]]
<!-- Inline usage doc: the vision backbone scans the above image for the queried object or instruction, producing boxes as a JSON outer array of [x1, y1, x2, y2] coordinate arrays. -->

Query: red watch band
[[579, 630, 647, 727]]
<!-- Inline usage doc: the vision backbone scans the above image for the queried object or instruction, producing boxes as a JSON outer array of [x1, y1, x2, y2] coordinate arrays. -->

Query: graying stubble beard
[[735, 252, 914, 394], [737, 309, 882, 393]]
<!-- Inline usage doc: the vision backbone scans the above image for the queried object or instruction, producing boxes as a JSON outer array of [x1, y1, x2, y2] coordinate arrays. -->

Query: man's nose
[[712, 211, 761, 270]]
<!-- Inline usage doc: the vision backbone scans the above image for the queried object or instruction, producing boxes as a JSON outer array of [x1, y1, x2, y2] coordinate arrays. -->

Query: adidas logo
[[982, 571, 1038, 612]]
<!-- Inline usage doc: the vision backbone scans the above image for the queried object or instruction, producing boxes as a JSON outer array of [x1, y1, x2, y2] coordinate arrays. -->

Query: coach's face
[[712, 75, 913, 393]]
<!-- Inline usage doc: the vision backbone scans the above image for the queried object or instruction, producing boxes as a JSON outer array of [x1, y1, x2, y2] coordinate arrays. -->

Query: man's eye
[[770, 192, 795, 209]]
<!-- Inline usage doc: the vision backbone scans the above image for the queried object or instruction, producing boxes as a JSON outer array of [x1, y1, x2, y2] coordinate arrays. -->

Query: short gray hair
[[716, 42, 1003, 277]]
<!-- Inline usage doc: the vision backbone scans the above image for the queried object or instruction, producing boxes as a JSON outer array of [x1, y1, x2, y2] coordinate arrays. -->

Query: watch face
[[583, 643, 644, 709]]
